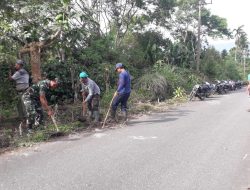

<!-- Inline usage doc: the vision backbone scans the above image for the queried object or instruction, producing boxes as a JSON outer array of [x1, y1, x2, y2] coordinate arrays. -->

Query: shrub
[[134, 73, 168, 101]]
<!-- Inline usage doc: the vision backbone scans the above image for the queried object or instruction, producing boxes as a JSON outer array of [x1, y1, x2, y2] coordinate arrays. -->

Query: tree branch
[[40, 30, 61, 48]]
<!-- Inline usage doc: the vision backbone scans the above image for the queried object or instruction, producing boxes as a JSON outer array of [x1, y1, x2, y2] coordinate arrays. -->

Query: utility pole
[[196, 0, 212, 72]]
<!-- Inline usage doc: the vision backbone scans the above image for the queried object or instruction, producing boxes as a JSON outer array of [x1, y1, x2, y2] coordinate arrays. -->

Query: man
[[9, 59, 29, 119], [111, 63, 131, 122], [22, 77, 59, 131], [79, 72, 100, 125]]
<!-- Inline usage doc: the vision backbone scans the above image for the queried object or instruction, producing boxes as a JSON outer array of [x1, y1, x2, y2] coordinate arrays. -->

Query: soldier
[[9, 59, 29, 120], [22, 77, 59, 132], [79, 72, 100, 126]]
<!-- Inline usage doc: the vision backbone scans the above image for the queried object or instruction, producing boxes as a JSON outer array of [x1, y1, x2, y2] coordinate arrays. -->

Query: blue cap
[[79, 72, 88, 78], [115, 63, 123, 70], [16, 59, 24, 65]]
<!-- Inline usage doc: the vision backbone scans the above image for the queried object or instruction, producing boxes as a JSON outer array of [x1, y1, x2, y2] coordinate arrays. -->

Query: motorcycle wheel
[[196, 94, 204, 101], [189, 91, 195, 101]]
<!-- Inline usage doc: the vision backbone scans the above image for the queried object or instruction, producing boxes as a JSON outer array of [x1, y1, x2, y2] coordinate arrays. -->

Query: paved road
[[1, 88, 250, 190]]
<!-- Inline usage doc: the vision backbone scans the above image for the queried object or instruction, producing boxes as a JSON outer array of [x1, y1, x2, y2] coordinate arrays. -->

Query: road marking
[[129, 136, 158, 140], [93, 133, 107, 138], [206, 101, 220, 105], [242, 154, 248, 160], [94, 129, 103, 132], [21, 153, 30, 157]]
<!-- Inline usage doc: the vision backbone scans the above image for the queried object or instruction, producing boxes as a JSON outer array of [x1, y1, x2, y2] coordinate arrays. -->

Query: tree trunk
[[30, 44, 42, 83], [19, 31, 61, 83]]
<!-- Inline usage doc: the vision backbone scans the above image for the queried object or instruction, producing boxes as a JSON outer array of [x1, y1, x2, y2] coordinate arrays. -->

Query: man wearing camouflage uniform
[[22, 78, 58, 131], [9, 60, 29, 120], [79, 72, 100, 125]]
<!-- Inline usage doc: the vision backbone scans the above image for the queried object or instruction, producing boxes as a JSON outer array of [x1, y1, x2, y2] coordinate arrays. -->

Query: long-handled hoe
[[50, 115, 59, 132], [102, 93, 116, 128]]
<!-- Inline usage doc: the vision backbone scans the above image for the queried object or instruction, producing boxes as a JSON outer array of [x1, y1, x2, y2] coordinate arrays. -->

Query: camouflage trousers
[[87, 94, 100, 122], [21, 91, 43, 128], [87, 94, 100, 111]]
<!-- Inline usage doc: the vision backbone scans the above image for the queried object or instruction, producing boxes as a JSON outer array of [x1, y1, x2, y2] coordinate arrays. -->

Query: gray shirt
[[81, 78, 100, 102], [11, 68, 29, 91]]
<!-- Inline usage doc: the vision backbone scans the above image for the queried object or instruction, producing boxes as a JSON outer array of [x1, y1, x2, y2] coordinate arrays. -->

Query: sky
[[206, 0, 250, 52]]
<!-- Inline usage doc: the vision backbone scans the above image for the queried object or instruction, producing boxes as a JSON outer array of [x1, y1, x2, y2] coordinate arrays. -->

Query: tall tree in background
[[233, 25, 245, 63], [168, 0, 230, 70]]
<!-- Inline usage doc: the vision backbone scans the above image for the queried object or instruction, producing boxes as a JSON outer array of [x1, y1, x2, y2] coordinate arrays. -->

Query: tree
[[19, 31, 61, 82], [233, 25, 245, 63], [0, 0, 68, 82], [168, 0, 230, 70], [221, 49, 228, 59]]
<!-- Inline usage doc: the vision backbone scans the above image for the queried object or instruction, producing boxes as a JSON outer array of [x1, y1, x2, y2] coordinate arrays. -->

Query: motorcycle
[[189, 85, 205, 101], [214, 80, 227, 94], [189, 82, 215, 101]]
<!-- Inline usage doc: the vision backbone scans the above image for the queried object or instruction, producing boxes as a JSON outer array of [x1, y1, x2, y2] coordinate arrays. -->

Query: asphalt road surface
[[1, 88, 250, 190]]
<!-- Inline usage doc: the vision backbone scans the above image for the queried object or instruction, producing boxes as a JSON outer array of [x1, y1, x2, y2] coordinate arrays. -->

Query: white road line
[[93, 133, 107, 138], [129, 136, 158, 140], [206, 101, 220, 105], [242, 154, 248, 160]]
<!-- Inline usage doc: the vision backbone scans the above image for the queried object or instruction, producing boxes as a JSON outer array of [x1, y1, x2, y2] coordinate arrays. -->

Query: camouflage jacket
[[27, 79, 50, 100]]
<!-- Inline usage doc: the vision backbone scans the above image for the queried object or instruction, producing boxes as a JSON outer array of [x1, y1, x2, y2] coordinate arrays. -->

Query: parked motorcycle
[[214, 80, 227, 94], [189, 85, 205, 101]]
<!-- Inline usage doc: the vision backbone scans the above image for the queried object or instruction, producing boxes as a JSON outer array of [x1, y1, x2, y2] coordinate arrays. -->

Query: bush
[[134, 73, 168, 101]]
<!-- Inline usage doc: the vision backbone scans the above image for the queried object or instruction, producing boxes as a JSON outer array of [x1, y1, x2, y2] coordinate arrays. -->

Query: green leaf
[[61, 0, 70, 6]]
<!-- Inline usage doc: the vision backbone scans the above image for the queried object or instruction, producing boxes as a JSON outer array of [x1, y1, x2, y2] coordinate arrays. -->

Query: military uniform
[[22, 80, 49, 128]]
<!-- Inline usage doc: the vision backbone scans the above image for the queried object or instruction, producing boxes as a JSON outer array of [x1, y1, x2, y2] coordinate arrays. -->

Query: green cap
[[79, 72, 88, 78]]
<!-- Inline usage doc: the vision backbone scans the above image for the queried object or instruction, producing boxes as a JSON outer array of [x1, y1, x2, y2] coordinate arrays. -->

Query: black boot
[[87, 111, 93, 122], [93, 111, 100, 123], [121, 111, 128, 123], [109, 109, 117, 123], [26, 120, 33, 134]]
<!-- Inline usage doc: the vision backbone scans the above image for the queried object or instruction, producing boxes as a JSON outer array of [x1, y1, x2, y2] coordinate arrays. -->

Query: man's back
[[12, 68, 29, 91]]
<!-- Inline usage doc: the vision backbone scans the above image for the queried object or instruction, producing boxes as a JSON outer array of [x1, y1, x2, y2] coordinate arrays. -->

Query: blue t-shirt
[[117, 70, 131, 94]]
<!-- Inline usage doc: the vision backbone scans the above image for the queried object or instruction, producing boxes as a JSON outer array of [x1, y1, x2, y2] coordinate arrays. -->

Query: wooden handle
[[102, 93, 116, 128]]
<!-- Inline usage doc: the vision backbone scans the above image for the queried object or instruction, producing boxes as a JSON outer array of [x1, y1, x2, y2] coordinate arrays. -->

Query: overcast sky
[[207, 0, 250, 51]]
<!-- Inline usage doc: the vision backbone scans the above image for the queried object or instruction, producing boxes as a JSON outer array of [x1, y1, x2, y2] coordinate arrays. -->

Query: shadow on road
[[127, 108, 194, 126]]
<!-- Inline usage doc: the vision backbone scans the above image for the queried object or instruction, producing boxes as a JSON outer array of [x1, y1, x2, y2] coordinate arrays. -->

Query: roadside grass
[[0, 119, 87, 152], [0, 92, 189, 153]]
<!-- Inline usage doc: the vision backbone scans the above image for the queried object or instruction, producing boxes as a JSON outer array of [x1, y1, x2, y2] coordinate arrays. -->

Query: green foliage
[[0, 62, 19, 109], [201, 47, 242, 81], [173, 87, 186, 99], [41, 59, 85, 103], [61, 0, 71, 6], [79, 36, 117, 65], [187, 74, 200, 90], [30, 130, 50, 142], [200, 48, 221, 80], [223, 58, 242, 80], [134, 73, 168, 101], [151, 61, 202, 96], [100, 89, 116, 112], [2, 128, 12, 139]]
